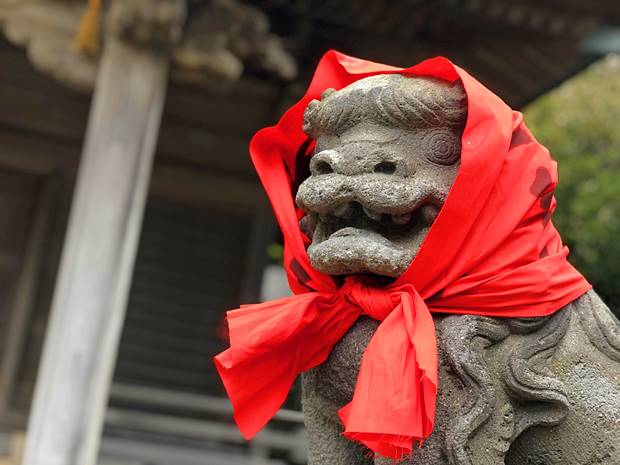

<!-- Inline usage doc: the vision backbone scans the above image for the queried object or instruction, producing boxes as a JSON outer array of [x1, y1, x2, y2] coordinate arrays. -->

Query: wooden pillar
[[22, 2, 185, 464]]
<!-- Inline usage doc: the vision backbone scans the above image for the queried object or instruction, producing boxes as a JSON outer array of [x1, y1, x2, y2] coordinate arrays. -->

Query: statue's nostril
[[374, 161, 396, 174], [314, 160, 333, 175]]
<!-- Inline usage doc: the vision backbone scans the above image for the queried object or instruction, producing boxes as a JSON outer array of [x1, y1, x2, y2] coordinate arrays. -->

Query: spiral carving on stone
[[424, 128, 461, 165]]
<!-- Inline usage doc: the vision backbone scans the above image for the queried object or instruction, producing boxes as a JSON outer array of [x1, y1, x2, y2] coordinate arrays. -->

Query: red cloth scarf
[[214, 51, 590, 459]]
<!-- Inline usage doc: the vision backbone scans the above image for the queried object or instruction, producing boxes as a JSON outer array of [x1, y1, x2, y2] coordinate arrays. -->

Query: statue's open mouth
[[303, 201, 439, 277], [309, 201, 437, 242]]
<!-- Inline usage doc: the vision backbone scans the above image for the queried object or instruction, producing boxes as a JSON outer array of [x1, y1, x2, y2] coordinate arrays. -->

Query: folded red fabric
[[214, 50, 591, 460]]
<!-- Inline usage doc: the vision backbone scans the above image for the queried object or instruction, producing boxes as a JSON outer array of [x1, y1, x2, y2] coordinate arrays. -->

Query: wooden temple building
[[0, 1, 618, 464]]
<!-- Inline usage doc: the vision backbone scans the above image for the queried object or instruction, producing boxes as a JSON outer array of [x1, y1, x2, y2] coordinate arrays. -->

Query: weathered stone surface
[[296, 74, 466, 277], [298, 74, 620, 465]]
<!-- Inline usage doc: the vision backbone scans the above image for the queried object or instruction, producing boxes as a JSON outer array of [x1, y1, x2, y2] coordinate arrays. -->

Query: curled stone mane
[[574, 292, 620, 363], [441, 308, 573, 465], [302, 75, 468, 138], [441, 315, 510, 465]]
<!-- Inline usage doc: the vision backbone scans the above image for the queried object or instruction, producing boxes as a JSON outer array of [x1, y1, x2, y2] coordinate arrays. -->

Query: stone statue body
[[296, 74, 620, 465]]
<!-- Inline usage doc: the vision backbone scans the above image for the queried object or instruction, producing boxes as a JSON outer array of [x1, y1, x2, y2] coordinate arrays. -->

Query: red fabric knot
[[340, 277, 400, 321], [213, 50, 593, 462]]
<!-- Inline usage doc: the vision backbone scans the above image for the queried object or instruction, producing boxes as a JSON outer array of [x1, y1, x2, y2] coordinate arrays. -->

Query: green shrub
[[524, 55, 620, 312]]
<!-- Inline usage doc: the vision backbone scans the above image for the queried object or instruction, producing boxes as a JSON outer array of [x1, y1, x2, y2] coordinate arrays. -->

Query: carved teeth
[[392, 212, 412, 225], [362, 206, 383, 221]]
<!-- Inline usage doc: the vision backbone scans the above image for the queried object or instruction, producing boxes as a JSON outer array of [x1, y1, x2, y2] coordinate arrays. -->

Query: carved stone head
[[296, 74, 467, 277], [296, 73, 620, 465]]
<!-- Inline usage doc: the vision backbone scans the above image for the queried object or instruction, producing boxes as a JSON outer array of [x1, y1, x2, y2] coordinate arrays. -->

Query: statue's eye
[[423, 129, 460, 166]]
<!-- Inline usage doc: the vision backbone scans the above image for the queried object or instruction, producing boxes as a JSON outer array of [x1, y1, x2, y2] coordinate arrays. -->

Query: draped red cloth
[[214, 50, 591, 459]]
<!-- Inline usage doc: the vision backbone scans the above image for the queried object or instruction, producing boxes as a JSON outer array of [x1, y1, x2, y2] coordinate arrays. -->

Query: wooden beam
[[109, 382, 305, 423], [20, 5, 179, 462], [104, 408, 304, 450]]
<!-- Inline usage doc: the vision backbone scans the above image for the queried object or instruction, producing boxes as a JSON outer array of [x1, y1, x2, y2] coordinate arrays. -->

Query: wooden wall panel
[[0, 169, 39, 341], [113, 199, 252, 396]]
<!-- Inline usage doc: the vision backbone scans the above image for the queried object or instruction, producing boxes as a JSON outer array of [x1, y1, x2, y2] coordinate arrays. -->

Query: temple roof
[[253, 0, 620, 107], [1, 0, 617, 107]]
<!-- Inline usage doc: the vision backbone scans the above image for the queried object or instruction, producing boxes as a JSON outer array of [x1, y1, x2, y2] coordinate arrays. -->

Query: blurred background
[[0, 1, 618, 464]]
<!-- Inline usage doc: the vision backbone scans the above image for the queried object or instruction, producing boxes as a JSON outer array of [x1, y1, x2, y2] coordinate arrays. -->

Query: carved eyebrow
[[303, 79, 467, 139], [312, 132, 403, 157], [304, 97, 354, 136], [337, 129, 403, 145]]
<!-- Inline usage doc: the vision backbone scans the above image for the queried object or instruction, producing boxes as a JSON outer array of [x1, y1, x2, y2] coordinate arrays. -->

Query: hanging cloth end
[[74, 0, 102, 55]]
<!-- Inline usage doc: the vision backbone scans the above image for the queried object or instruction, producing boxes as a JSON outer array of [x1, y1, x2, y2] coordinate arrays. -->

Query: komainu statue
[[215, 51, 620, 465]]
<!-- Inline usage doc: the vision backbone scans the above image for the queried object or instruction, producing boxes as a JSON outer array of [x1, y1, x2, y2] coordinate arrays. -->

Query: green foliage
[[524, 55, 620, 310]]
